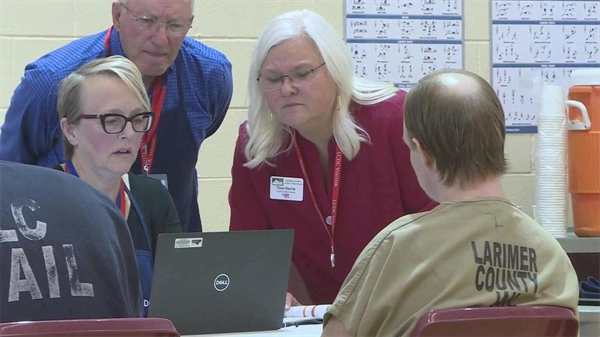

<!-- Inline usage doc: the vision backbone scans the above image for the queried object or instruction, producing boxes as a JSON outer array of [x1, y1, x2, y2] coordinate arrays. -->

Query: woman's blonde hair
[[244, 9, 398, 168], [58, 55, 151, 159]]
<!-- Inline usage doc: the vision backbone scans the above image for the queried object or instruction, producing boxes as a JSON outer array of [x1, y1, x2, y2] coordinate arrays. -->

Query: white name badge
[[270, 176, 304, 201]]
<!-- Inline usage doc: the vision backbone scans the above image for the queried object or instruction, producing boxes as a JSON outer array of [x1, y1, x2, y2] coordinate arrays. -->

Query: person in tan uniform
[[322, 69, 579, 337]]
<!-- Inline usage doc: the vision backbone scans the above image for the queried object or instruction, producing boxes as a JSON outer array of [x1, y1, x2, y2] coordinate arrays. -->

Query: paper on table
[[284, 305, 331, 319]]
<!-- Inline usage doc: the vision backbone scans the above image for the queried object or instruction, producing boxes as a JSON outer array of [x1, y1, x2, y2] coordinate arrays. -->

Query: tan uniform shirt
[[325, 199, 579, 336]]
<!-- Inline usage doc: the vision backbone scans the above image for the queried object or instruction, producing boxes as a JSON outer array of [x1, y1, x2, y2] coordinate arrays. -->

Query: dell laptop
[[148, 229, 294, 335]]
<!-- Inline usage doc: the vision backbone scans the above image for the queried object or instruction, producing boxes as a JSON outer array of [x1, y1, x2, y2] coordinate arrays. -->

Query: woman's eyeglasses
[[78, 112, 155, 134], [257, 62, 326, 92]]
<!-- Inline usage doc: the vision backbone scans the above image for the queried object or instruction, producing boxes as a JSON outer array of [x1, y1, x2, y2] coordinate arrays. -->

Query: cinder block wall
[[0, 0, 537, 232]]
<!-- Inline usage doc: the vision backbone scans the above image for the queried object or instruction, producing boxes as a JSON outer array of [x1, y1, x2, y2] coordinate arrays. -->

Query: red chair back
[[0, 318, 179, 337], [411, 306, 578, 337]]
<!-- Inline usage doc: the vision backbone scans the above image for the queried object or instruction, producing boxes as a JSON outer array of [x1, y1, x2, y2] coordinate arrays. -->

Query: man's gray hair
[[118, 0, 194, 12]]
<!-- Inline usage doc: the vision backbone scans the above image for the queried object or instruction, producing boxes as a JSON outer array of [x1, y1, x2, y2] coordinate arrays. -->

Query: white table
[[579, 305, 600, 337]]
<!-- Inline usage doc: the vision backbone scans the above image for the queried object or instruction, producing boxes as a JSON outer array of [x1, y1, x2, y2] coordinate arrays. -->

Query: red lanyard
[[104, 26, 166, 175], [64, 161, 127, 217], [140, 79, 166, 175], [115, 180, 127, 217], [293, 131, 343, 268]]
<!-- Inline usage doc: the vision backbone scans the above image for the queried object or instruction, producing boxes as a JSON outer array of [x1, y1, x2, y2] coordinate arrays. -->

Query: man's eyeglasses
[[257, 62, 327, 92], [79, 112, 155, 134], [120, 1, 192, 37]]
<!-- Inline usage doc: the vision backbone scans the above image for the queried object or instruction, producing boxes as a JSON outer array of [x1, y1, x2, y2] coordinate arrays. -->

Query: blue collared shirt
[[0, 28, 233, 166]]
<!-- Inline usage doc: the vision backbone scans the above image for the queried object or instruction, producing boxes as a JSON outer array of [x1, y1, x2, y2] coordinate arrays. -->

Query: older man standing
[[0, 0, 233, 233]]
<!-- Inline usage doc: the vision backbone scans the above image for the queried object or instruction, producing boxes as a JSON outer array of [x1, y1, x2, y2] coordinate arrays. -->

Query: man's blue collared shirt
[[0, 28, 233, 166]]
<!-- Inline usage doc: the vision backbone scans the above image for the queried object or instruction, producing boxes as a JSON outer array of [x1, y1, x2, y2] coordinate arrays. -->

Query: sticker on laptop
[[174, 237, 204, 249], [270, 176, 304, 201]]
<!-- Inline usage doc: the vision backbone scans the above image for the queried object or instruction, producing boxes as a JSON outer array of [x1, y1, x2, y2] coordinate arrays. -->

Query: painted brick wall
[[0, 0, 538, 232]]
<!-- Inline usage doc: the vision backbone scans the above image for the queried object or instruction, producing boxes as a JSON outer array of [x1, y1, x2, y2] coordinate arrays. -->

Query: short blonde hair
[[58, 55, 151, 159], [244, 10, 398, 168]]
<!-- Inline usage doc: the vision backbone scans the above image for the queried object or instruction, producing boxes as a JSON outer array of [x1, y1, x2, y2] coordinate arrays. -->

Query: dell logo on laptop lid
[[214, 274, 230, 291]]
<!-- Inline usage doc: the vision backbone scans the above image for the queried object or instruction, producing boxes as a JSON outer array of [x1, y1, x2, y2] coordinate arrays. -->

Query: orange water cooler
[[567, 69, 600, 237]]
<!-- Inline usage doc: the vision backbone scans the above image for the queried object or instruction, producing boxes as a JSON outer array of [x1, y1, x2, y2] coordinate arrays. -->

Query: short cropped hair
[[58, 55, 151, 159], [120, 0, 195, 12], [403, 69, 507, 187]]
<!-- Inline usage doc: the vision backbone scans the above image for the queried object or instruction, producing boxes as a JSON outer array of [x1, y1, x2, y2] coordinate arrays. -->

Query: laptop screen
[[148, 229, 294, 335]]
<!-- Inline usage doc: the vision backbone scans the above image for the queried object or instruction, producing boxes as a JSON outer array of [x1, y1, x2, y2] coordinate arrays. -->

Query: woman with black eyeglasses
[[55, 55, 181, 317]]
